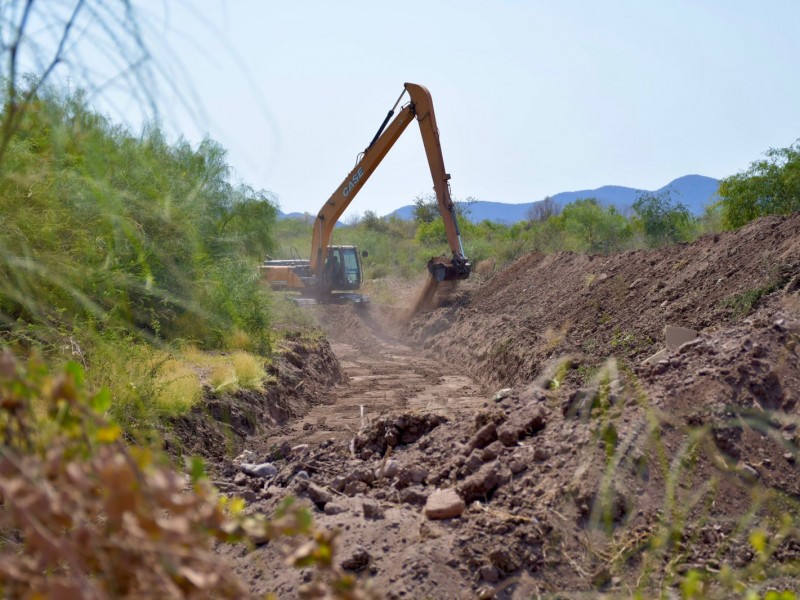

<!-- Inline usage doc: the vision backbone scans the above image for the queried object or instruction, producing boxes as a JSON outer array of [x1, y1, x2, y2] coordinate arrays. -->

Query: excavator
[[261, 83, 471, 299]]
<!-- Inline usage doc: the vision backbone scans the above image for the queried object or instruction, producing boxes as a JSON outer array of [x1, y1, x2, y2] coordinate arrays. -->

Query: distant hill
[[388, 175, 720, 224]]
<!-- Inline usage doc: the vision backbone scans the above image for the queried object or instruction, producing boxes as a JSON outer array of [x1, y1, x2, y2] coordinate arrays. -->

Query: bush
[[718, 140, 800, 229], [0, 352, 372, 598]]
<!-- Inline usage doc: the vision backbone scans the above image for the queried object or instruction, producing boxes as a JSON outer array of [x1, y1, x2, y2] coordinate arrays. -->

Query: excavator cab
[[323, 246, 364, 291]]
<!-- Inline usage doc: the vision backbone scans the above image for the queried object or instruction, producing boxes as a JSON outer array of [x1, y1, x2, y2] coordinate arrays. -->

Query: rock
[[234, 449, 256, 464], [493, 388, 512, 402], [324, 501, 348, 516], [738, 462, 760, 480], [398, 465, 429, 486], [240, 489, 258, 503], [509, 459, 527, 474], [470, 422, 498, 450], [497, 403, 547, 446], [423, 489, 465, 520], [261, 484, 283, 500], [344, 480, 369, 496], [362, 499, 384, 520], [330, 475, 346, 492], [375, 459, 400, 479], [458, 463, 508, 503], [340, 546, 371, 572], [642, 348, 668, 365], [399, 487, 428, 506], [665, 325, 698, 350], [478, 564, 499, 583], [295, 470, 310, 481], [233, 472, 248, 486], [346, 467, 375, 485], [240, 462, 278, 478], [290, 444, 309, 456], [306, 483, 332, 509]]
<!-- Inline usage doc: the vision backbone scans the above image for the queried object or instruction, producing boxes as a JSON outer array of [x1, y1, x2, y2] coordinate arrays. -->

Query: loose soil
[[210, 214, 800, 599]]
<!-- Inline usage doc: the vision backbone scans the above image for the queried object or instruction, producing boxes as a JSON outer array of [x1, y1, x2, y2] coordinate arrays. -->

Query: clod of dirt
[[423, 489, 465, 519], [353, 413, 448, 458], [496, 402, 547, 446], [458, 462, 511, 503]]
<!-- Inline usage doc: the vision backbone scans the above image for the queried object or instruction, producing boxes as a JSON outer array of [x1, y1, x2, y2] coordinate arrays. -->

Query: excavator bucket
[[427, 255, 471, 281]]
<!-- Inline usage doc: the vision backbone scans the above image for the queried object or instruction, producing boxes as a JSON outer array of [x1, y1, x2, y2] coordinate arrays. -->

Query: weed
[[721, 279, 787, 320]]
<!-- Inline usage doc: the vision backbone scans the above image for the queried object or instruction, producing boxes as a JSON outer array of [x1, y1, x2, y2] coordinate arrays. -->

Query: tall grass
[[0, 89, 280, 429]]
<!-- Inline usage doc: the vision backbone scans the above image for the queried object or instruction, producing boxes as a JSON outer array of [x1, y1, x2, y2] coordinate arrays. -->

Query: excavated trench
[[215, 213, 800, 598]]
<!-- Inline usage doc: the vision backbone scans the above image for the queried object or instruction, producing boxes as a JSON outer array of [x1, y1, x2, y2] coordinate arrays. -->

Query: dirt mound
[[408, 214, 800, 388], [216, 214, 800, 598]]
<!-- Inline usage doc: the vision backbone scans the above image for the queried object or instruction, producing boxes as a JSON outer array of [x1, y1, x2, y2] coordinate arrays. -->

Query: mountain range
[[387, 174, 720, 224], [277, 174, 721, 225]]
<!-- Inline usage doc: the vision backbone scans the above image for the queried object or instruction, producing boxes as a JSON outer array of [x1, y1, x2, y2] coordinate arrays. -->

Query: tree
[[412, 192, 473, 224], [632, 191, 693, 247], [718, 140, 800, 229], [526, 196, 561, 222], [553, 198, 631, 253], [0, 1, 167, 168]]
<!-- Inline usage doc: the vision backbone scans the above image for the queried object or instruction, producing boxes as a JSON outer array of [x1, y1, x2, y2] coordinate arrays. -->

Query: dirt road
[[268, 303, 488, 448]]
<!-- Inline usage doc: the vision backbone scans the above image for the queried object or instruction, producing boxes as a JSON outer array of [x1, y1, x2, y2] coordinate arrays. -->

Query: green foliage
[[0, 89, 277, 353], [718, 140, 800, 229], [632, 191, 694, 247], [549, 198, 632, 253], [720, 279, 787, 321]]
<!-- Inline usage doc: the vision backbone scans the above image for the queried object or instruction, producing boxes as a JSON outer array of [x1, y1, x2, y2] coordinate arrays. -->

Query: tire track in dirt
[[268, 303, 488, 448]]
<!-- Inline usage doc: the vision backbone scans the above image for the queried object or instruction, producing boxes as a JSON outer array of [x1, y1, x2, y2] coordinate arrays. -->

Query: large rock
[[424, 489, 465, 520]]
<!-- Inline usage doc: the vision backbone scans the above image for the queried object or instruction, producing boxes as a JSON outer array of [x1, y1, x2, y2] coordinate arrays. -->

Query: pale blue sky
[[114, 1, 800, 216]]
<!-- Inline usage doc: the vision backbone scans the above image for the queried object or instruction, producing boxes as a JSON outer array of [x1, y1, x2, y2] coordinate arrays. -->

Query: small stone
[[362, 499, 385, 520], [291, 444, 309, 455], [240, 462, 278, 478], [493, 388, 512, 402], [233, 472, 248, 486], [509, 459, 527, 474], [340, 546, 371, 572], [376, 459, 400, 479], [330, 476, 346, 492], [295, 470, 310, 481], [307, 483, 332, 509], [324, 501, 348, 516], [479, 564, 499, 583], [344, 480, 369, 496], [399, 487, 428, 506], [423, 489, 465, 520], [738, 463, 759, 480], [784, 452, 795, 464], [240, 489, 258, 503]]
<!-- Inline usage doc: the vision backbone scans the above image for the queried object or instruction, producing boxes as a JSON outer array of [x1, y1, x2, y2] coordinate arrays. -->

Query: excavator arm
[[310, 82, 471, 281]]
